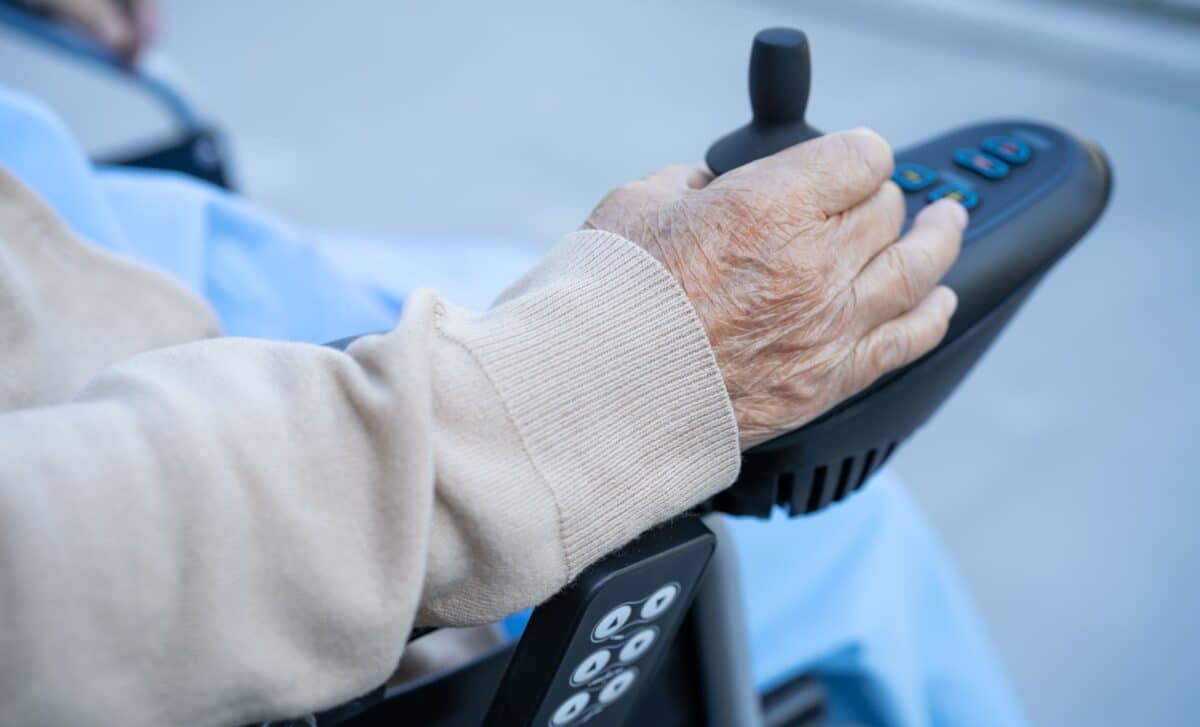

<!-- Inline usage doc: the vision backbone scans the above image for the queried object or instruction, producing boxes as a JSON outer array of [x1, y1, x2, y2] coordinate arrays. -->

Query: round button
[[592, 604, 632, 641], [598, 668, 637, 705], [551, 692, 590, 726], [571, 648, 612, 685], [618, 627, 657, 663], [639, 584, 679, 620]]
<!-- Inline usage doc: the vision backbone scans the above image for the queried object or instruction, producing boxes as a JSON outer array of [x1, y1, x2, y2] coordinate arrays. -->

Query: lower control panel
[[483, 518, 715, 727]]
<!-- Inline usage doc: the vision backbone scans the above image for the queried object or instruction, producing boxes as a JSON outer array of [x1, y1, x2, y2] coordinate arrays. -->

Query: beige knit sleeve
[[0, 171, 740, 725], [0, 165, 220, 411]]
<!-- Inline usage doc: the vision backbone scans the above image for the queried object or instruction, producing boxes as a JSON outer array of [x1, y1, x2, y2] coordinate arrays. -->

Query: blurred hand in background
[[19, 0, 156, 64]]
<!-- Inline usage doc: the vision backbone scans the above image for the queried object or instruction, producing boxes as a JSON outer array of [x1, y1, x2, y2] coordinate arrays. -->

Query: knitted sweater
[[0, 165, 740, 726]]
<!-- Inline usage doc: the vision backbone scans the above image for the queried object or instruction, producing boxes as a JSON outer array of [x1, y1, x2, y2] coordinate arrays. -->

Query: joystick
[[706, 28, 822, 176]]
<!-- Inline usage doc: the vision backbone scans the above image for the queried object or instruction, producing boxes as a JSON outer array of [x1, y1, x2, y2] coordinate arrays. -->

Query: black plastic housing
[[707, 28, 822, 175], [713, 121, 1112, 517], [482, 517, 715, 727]]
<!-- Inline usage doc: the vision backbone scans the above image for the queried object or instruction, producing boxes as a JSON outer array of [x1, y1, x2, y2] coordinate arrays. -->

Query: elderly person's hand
[[20, 0, 157, 64], [586, 128, 965, 449]]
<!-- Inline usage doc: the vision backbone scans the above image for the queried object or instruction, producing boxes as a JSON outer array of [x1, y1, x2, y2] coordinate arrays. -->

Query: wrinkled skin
[[586, 128, 966, 449]]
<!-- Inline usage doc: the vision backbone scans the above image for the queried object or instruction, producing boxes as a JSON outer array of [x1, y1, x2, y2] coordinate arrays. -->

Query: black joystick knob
[[706, 28, 823, 176]]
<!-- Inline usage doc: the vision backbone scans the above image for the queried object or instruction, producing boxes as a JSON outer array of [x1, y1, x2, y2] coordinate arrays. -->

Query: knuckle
[[884, 248, 921, 309], [810, 254, 842, 293], [843, 127, 895, 181], [852, 181, 905, 245], [944, 222, 965, 262], [918, 199, 962, 236], [656, 164, 693, 185], [913, 304, 953, 355], [798, 129, 895, 212], [932, 312, 952, 343], [616, 180, 650, 201], [593, 187, 641, 219], [876, 327, 914, 372], [912, 239, 941, 282], [881, 181, 906, 233], [830, 288, 861, 333], [784, 374, 823, 406], [925, 223, 962, 274]]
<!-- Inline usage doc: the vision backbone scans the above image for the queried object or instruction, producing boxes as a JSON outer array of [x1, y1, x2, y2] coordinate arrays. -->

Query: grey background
[[2, 1, 1198, 724]]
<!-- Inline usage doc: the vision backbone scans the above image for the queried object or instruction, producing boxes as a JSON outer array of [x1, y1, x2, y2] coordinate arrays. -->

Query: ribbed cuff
[[439, 230, 740, 578]]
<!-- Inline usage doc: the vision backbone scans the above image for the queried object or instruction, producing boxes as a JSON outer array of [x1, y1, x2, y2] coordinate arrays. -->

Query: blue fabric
[[728, 473, 1026, 727], [0, 86, 539, 341], [0, 87, 1026, 727]]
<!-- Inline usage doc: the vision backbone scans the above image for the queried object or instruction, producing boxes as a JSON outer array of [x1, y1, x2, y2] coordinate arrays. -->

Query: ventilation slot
[[804, 466, 828, 513], [832, 457, 856, 502], [879, 441, 898, 466], [775, 471, 796, 508], [856, 449, 878, 490]]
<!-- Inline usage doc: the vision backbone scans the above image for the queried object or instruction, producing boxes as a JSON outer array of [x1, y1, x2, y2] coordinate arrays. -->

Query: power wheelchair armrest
[[259, 515, 826, 727]]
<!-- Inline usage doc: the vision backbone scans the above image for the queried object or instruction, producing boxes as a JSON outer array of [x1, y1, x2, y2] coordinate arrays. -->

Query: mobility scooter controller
[[707, 28, 1112, 517]]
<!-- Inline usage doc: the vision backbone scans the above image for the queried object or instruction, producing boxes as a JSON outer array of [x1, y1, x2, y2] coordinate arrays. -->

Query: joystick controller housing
[[706, 28, 1111, 518]]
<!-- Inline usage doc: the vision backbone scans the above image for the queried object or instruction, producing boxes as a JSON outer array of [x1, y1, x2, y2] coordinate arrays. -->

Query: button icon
[[981, 136, 1031, 165], [892, 162, 938, 192], [592, 605, 632, 641], [928, 184, 979, 211], [953, 148, 1009, 180], [640, 584, 679, 620], [571, 648, 612, 685], [598, 668, 638, 705], [551, 692, 590, 725], [619, 627, 657, 663]]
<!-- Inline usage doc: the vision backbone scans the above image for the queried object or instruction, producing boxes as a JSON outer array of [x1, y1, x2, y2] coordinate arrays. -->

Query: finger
[[641, 164, 714, 193], [731, 127, 895, 217], [130, 0, 159, 51], [52, 0, 134, 54], [850, 285, 958, 392], [832, 179, 906, 274], [850, 198, 966, 330]]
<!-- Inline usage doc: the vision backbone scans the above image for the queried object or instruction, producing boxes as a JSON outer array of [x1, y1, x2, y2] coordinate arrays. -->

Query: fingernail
[[937, 287, 959, 317], [942, 198, 969, 230]]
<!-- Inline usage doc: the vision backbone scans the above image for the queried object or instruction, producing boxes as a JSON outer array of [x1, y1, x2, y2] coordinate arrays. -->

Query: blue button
[[981, 136, 1031, 165], [953, 148, 1009, 180], [892, 162, 938, 192], [928, 184, 979, 211]]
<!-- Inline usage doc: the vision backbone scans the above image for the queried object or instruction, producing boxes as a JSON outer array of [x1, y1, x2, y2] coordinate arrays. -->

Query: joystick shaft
[[706, 28, 823, 175]]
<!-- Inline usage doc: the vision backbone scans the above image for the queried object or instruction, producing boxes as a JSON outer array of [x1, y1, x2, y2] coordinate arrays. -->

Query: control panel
[[482, 518, 715, 727], [895, 124, 1068, 238]]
